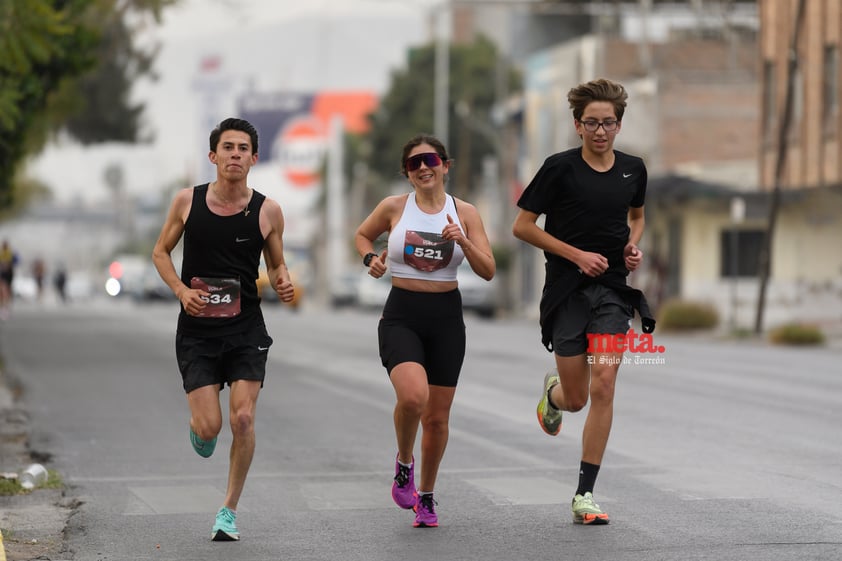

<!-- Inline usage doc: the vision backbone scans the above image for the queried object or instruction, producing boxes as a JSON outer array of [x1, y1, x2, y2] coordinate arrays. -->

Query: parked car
[[457, 260, 498, 318], [104, 255, 148, 299], [356, 269, 392, 309], [257, 257, 304, 309], [330, 271, 362, 308], [137, 266, 177, 301]]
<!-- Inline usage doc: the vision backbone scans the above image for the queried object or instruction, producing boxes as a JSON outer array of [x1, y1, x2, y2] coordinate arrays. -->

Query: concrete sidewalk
[[0, 366, 75, 561]]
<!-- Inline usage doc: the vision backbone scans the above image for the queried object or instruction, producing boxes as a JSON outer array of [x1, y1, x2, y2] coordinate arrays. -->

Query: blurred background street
[[1, 0, 841, 559], [1, 0, 840, 335]]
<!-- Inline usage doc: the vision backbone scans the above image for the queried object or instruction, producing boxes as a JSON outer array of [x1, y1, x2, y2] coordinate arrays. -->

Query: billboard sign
[[237, 90, 377, 246]]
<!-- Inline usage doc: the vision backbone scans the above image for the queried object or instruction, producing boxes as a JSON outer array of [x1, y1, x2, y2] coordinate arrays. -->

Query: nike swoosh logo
[[623, 173, 632, 178], [235, 238, 250, 243], [257, 346, 269, 351]]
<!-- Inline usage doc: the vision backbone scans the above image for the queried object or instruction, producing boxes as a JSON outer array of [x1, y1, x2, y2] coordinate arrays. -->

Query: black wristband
[[363, 252, 378, 267]]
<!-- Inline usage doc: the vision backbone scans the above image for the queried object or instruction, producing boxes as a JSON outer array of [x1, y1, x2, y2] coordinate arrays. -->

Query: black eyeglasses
[[405, 152, 444, 172], [579, 119, 619, 132]]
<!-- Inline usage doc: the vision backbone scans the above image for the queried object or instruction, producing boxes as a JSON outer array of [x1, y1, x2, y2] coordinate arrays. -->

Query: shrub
[[768, 323, 825, 346], [656, 299, 719, 331]]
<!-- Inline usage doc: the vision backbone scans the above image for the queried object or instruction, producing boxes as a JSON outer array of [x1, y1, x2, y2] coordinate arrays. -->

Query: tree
[[0, 0, 93, 207], [364, 34, 521, 206], [0, 0, 176, 209], [64, 0, 175, 143]]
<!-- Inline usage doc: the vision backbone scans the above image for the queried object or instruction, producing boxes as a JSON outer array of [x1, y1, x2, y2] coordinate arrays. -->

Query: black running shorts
[[378, 287, 466, 387], [551, 283, 633, 357], [175, 323, 273, 393]]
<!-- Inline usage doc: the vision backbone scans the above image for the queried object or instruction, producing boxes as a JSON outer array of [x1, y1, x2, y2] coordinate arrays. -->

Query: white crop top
[[388, 192, 465, 281]]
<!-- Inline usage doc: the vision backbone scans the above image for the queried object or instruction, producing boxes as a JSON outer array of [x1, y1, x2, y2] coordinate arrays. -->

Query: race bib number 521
[[403, 230, 454, 272], [190, 277, 241, 318]]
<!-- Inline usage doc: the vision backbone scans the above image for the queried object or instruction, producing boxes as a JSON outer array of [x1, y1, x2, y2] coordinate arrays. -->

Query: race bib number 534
[[190, 277, 241, 318]]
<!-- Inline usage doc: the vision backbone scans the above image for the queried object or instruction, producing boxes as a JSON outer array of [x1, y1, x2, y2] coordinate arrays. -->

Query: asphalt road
[[1, 298, 840, 561]]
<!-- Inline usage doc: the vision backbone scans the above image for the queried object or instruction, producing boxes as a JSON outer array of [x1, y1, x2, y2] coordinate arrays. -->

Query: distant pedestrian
[[513, 78, 655, 525], [0, 240, 19, 319], [53, 264, 68, 303], [32, 258, 46, 300], [354, 133, 496, 528]]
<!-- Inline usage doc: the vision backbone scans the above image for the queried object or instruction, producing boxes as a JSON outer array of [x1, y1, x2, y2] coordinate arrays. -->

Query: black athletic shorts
[[175, 322, 273, 393], [552, 283, 633, 357], [378, 287, 466, 388]]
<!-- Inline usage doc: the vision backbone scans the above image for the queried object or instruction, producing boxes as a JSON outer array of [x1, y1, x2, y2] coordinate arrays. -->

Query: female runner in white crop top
[[354, 134, 495, 528]]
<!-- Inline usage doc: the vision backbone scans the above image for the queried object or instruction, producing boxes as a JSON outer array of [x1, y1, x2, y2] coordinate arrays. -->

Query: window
[[720, 229, 765, 278], [762, 61, 776, 145], [789, 66, 804, 142], [823, 45, 839, 136]]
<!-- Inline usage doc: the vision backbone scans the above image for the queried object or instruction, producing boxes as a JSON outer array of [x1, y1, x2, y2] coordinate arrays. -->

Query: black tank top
[[178, 183, 266, 337]]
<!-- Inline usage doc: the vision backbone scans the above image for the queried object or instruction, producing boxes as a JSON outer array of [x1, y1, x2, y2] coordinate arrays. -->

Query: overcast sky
[[154, 0, 442, 38], [29, 0, 442, 204]]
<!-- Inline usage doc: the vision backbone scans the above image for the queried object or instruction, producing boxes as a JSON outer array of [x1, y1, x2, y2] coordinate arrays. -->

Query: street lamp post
[[434, 1, 451, 144]]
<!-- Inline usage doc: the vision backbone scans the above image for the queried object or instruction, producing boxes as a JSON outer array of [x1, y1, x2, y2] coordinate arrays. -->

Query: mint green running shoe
[[536, 370, 562, 436], [190, 428, 217, 458], [212, 506, 239, 541], [572, 492, 609, 525]]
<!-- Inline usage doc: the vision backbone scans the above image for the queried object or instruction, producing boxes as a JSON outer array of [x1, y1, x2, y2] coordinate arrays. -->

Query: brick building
[[601, 36, 759, 185], [759, 0, 842, 190]]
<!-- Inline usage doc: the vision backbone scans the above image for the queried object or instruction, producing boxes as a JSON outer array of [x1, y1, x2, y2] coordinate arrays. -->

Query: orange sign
[[276, 117, 325, 189]]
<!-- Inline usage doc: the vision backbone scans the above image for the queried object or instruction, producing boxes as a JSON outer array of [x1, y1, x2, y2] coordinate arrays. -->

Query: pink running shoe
[[391, 454, 416, 509], [413, 493, 438, 528]]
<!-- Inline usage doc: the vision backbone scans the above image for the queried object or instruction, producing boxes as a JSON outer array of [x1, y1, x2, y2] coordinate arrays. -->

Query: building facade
[[759, 0, 842, 190], [514, 4, 842, 331]]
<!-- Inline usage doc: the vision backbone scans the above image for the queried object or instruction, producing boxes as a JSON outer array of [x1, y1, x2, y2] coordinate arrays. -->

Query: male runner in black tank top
[[152, 118, 295, 541]]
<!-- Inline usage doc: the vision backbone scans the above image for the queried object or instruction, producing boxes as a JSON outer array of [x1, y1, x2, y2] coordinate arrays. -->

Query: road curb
[[0, 365, 74, 561]]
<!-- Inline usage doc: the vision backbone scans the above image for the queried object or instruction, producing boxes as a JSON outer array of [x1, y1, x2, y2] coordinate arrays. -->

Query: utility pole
[[434, 1, 451, 144], [754, 0, 806, 334], [325, 115, 346, 298]]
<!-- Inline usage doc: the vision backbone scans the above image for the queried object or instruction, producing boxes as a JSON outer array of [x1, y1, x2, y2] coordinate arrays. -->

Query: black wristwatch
[[363, 252, 378, 267]]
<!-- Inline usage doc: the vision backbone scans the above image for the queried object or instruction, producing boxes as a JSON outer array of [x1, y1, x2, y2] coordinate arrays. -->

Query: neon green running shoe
[[212, 506, 239, 541], [536, 370, 562, 436], [190, 428, 217, 458], [572, 492, 609, 525]]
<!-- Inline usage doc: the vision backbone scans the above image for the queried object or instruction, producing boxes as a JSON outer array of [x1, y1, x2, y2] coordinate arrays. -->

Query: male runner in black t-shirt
[[513, 78, 653, 525]]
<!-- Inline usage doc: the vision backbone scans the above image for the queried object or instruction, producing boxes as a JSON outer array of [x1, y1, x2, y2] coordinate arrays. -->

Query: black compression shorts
[[377, 286, 465, 387]]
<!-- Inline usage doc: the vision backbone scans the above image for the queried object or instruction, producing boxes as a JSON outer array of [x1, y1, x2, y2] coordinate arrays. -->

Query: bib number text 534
[[200, 293, 233, 305]]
